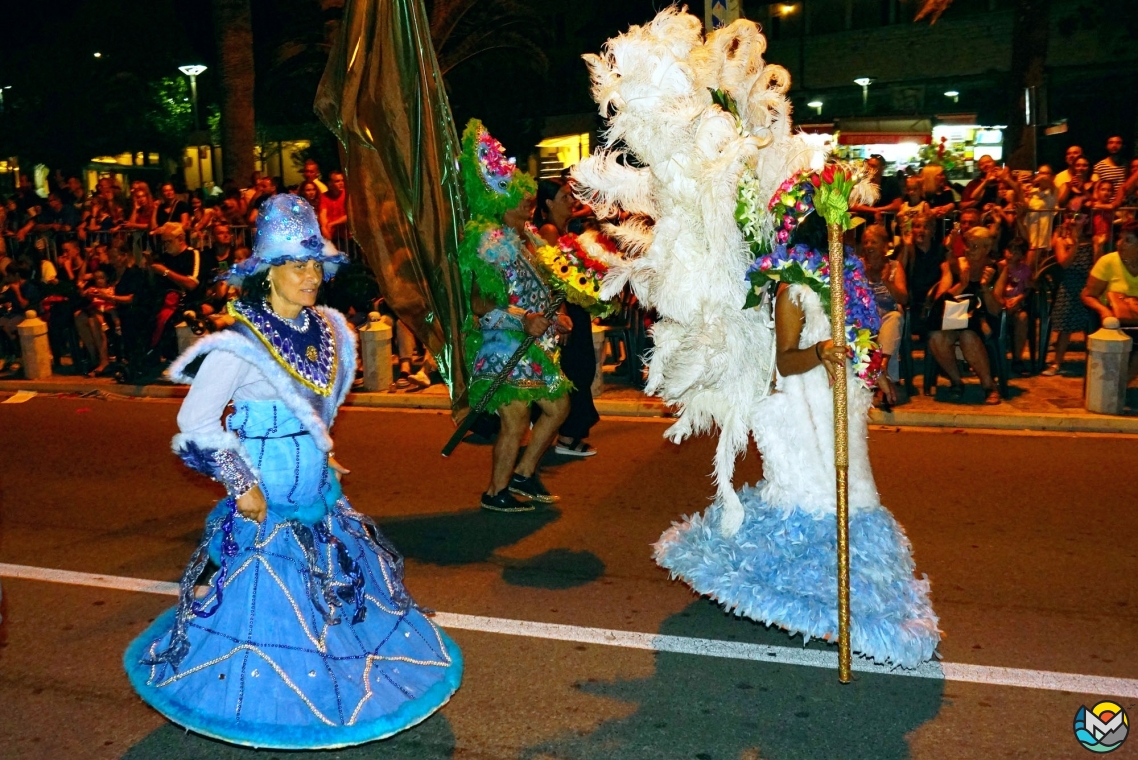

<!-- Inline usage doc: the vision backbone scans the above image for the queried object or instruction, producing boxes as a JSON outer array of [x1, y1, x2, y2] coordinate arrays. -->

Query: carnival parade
[[1, 0, 1136, 757]]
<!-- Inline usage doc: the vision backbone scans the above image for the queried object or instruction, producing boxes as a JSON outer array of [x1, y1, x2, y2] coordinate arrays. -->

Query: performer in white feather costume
[[572, 8, 940, 668]]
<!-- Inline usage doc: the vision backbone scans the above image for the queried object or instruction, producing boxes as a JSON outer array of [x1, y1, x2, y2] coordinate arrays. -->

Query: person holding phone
[[1043, 201, 1095, 375]]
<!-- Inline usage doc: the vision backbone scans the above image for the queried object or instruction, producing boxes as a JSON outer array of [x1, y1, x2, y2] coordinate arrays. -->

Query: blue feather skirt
[[654, 484, 940, 669], [124, 401, 462, 749]]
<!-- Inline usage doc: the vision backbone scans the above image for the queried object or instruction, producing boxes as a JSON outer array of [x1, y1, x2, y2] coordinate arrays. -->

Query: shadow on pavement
[[525, 599, 944, 760], [377, 507, 561, 566], [501, 549, 606, 590], [121, 712, 455, 759]]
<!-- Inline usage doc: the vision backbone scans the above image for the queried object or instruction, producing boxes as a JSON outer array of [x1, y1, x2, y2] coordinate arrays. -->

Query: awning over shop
[[835, 118, 932, 145]]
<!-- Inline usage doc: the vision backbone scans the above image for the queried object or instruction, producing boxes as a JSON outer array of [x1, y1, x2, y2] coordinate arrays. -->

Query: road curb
[[3, 379, 1136, 432]]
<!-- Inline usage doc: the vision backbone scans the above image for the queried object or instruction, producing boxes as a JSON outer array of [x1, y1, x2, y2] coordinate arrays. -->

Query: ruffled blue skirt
[[654, 484, 940, 669], [124, 401, 462, 749]]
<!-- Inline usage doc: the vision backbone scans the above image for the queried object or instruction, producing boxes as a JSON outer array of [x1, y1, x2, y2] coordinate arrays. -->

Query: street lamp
[[93, 52, 102, 58], [944, 90, 960, 104], [178, 65, 208, 131], [0, 85, 10, 114], [779, 3, 797, 14], [854, 77, 872, 111], [807, 99, 823, 116]]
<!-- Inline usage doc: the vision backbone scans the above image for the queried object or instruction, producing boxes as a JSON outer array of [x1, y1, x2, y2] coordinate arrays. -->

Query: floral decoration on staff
[[739, 164, 884, 388], [529, 227, 620, 318]]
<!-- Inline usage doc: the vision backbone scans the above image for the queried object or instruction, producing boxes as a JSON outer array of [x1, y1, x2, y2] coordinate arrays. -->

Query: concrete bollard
[[175, 320, 199, 355], [359, 311, 394, 391], [17, 310, 53, 379], [1085, 317, 1132, 415], [591, 323, 607, 397]]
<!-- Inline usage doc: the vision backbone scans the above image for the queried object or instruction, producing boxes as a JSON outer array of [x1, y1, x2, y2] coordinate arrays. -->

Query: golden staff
[[828, 221, 852, 684]]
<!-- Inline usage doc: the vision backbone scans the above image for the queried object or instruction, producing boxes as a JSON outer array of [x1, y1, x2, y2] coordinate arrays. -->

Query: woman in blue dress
[[124, 195, 462, 749]]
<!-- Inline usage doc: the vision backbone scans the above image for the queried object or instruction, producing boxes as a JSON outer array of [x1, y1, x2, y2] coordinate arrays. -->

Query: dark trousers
[[558, 304, 599, 440]]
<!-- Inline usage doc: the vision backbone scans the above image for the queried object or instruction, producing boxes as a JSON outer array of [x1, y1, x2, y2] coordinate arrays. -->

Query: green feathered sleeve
[[458, 219, 510, 307]]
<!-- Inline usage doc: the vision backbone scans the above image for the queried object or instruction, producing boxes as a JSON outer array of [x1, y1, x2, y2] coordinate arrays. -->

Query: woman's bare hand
[[329, 456, 350, 482], [236, 485, 267, 523], [816, 339, 847, 385]]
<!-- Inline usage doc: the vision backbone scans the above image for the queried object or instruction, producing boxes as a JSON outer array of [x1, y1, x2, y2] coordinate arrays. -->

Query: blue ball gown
[[124, 302, 462, 749]]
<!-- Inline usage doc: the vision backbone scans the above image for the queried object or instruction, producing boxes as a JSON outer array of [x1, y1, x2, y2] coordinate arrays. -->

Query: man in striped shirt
[[1094, 136, 1126, 194]]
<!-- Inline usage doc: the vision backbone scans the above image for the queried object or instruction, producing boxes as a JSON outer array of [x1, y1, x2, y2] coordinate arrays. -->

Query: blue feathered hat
[[224, 195, 349, 285]]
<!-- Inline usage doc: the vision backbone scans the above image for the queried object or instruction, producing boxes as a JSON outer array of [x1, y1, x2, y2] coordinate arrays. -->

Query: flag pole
[[828, 221, 852, 684]]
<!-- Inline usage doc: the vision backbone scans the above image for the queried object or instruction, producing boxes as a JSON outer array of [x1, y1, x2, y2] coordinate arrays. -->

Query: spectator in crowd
[[122, 184, 155, 235], [1094, 135, 1126, 194], [994, 236, 1033, 375], [1081, 220, 1138, 381], [1054, 146, 1085, 197], [319, 170, 349, 243], [1090, 178, 1119, 258], [984, 181, 1023, 258], [927, 226, 1002, 404], [897, 212, 945, 337], [945, 206, 982, 259], [65, 177, 87, 211], [1023, 164, 1058, 266], [149, 223, 200, 357], [35, 193, 82, 236], [188, 191, 216, 250], [302, 159, 328, 193], [1058, 156, 1096, 207], [241, 170, 263, 206], [14, 173, 39, 217], [535, 177, 599, 456], [961, 155, 1003, 210], [298, 180, 323, 213], [86, 195, 123, 239], [0, 260, 33, 370], [197, 223, 237, 317], [76, 268, 113, 376], [857, 224, 906, 410], [922, 165, 957, 217], [104, 246, 148, 377], [393, 321, 432, 390], [897, 176, 929, 241], [849, 154, 902, 228], [1120, 157, 1138, 213], [1043, 199, 1095, 375], [218, 189, 247, 228], [246, 176, 279, 227], [152, 182, 190, 232]]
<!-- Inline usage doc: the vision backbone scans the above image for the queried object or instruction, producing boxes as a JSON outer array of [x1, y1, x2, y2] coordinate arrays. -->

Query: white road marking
[[3, 562, 1135, 698]]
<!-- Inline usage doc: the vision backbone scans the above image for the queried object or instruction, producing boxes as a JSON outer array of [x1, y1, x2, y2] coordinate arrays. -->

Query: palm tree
[[917, 0, 1051, 170], [214, 0, 257, 185], [427, 0, 545, 76]]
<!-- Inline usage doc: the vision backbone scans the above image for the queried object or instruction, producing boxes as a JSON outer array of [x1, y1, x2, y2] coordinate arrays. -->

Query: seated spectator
[[149, 223, 201, 357], [944, 206, 982, 259], [0, 261, 33, 371], [123, 184, 155, 234], [922, 165, 957, 217], [927, 227, 1003, 404], [1119, 157, 1138, 220], [1081, 221, 1138, 382], [197, 223, 237, 317], [896, 212, 944, 336], [152, 182, 191, 232], [994, 237, 1032, 375], [320, 170, 349, 244], [857, 224, 907, 410], [217, 189, 247, 229], [76, 269, 114, 376]]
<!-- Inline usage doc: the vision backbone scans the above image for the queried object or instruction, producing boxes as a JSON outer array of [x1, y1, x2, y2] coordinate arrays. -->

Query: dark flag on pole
[[314, 0, 470, 413]]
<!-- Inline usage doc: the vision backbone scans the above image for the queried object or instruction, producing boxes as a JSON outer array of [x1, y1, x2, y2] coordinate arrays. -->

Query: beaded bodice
[[228, 300, 337, 396]]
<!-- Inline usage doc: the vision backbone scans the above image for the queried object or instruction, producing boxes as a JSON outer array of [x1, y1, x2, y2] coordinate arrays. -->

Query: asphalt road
[[0, 397, 1135, 759]]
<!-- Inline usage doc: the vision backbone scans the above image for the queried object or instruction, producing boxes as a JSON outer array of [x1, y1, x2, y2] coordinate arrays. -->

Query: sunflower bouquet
[[531, 230, 620, 318]]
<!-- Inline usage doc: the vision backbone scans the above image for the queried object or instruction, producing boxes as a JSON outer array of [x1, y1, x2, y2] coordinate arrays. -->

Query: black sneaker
[[481, 490, 535, 513], [508, 472, 559, 504]]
